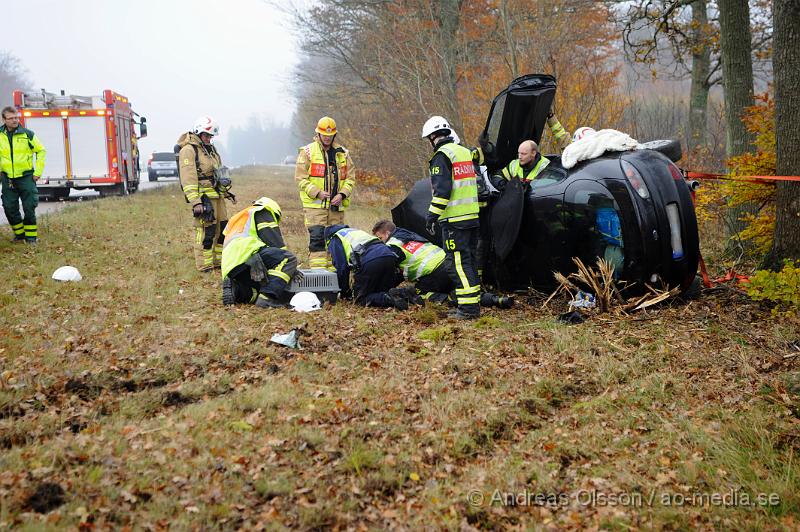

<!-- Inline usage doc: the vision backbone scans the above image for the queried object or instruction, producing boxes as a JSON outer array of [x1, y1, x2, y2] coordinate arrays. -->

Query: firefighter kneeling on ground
[[372, 220, 513, 309], [221, 197, 297, 309], [176, 116, 230, 272], [324, 224, 407, 310]]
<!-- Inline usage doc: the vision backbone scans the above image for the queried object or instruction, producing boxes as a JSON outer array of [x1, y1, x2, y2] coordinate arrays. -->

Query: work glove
[[425, 213, 438, 236], [192, 203, 205, 217], [292, 270, 305, 283]]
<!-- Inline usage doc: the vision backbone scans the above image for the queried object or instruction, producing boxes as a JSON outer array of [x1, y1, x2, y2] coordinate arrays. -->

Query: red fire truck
[[13, 89, 147, 199]]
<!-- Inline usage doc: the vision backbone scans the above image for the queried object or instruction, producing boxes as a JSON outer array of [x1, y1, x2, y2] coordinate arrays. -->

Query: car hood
[[480, 74, 557, 173]]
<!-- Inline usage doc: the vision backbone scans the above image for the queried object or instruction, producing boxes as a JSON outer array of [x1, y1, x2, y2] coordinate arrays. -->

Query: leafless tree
[[0, 51, 32, 107]]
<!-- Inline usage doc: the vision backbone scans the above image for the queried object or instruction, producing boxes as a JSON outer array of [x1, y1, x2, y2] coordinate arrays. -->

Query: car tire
[[148, 171, 157, 182], [639, 139, 682, 163]]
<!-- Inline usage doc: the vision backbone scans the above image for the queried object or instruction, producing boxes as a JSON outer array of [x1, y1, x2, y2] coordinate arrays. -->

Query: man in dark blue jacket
[[324, 224, 406, 309], [372, 220, 514, 309]]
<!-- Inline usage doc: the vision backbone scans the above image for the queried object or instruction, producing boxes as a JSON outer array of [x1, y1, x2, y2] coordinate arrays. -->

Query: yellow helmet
[[315, 116, 337, 136], [253, 197, 282, 221]]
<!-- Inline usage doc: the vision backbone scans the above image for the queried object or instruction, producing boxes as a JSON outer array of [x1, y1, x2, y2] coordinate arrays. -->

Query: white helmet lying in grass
[[52, 266, 82, 282], [290, 291, 321, 312]]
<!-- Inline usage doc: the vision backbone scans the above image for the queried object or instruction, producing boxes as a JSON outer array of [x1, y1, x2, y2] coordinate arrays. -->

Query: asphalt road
[[0, 176, 179, 226]]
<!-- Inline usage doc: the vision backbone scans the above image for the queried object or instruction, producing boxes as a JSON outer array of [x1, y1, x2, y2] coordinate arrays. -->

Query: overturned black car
[[392, 74, 700, 293]]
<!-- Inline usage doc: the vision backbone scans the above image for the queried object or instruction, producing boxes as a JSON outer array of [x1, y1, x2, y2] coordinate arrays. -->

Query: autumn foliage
[[694, 93, 776, 253], [291, 0, 626, 196]]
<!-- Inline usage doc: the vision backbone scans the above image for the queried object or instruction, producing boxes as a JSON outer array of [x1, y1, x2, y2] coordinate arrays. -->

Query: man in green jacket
[[0, 106, 46, 244], [489, 139, 549, 192]]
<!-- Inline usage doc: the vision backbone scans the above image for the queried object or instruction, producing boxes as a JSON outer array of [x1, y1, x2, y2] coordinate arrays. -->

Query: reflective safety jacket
[[546, 114, 571, 151], [0, 126, 46, 178], [325, 224, 396, 296], [499, 154, 550, 183], [295, 139, 355, 210], [428, 141, 479, 224], [329, 227, 382, 268], [221, 199, 284, 278], [176, 132, 222, 203], [386, 228, 445, 281]]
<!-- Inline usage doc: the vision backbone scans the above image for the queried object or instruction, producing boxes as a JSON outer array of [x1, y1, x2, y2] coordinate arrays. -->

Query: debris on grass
[[545, 257, 680, 315]]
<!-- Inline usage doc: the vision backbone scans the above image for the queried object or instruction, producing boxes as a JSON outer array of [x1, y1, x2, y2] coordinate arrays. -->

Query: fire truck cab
[[13, 89, 147, 199]]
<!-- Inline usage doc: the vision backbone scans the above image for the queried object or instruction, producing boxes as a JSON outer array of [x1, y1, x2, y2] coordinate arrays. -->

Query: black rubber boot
[[388, 294, 409, 311], [255, 293, 285, 309], [222, 278, 235, 306], [448, 307, 479, 320], [495, 295, 515, 309]]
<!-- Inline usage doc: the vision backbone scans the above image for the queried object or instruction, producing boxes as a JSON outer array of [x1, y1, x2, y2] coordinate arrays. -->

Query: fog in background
[[4, 0, 299, 166]]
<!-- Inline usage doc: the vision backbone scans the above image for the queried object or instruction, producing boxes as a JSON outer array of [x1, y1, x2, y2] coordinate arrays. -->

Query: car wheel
[[148, 172, 157, 182], [639, 139, 682, 162]]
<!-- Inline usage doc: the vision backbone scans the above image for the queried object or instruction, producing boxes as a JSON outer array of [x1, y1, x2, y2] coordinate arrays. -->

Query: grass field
[[1, 166, 799, 530]]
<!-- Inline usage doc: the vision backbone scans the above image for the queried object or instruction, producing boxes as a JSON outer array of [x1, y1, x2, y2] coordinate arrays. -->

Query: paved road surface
[[0, 177, 179, 226]]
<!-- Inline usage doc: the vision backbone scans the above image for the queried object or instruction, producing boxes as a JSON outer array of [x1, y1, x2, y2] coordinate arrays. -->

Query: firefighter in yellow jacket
[[295, 116, 355, 269], [0, 106, 46, 244], [176, 116, 230, 272]]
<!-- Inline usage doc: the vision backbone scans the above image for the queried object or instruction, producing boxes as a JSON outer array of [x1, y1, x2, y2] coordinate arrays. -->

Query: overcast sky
[[6, 0, 298, 155]]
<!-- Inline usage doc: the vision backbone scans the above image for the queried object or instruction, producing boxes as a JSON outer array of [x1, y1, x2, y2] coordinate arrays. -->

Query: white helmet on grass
[[52, 266, 82, 282], [290, 291, 321, 312]]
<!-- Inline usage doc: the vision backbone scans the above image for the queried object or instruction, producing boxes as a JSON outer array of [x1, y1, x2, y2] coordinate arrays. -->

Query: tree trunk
[[688, 0, 710, 152], [718, 0, 755, 158], [763, 0, 800, 269], [719, 0, 757, 240], [499, 0, 519, 79], [438, 0, 462, 134]]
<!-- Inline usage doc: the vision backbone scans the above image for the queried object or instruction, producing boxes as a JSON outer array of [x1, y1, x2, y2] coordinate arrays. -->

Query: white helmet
[[421, 116, 451, 138], [192, 115, 219, 136], [52, 266, 82, 282], [572, 126, 596, 142], [450, 131, 461, 144], [290, 291, 321, 312]]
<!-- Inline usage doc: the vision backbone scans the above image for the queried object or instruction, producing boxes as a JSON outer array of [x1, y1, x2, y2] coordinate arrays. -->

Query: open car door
[[480, 74, 557, 174]]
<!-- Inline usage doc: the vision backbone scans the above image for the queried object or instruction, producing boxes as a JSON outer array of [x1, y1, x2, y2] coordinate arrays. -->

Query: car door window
[[486, 93, 506, 148], [530, 166, 567, 190], [563, 181, 625, 279]]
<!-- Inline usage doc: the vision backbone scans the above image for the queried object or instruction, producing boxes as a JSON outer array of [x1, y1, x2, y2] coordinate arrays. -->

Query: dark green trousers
[[1, 174, 38, 241]]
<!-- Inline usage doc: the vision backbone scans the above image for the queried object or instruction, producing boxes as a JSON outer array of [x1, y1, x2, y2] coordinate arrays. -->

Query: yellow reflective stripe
[[256, 222, 279, 230], [455, 287, 480, 295], [458, 296, 480, 304], [249, 288, 258, 303], [453, 251, 470, 290], [309, 257, 327, 268], [268, 268, 291, 282], [446, 213, 479, 223], [431, 197, 448, 206], [429, 205, 444, 215]]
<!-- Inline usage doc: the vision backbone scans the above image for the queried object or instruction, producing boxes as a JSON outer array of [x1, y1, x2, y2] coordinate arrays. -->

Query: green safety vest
[[0, 126, 46, 178], [387, 237, 445, 281], [299, 140, 352, 210], [333, 227, 379, 268], [501, 155, 550, 183], [221, 199, 282, 278], [432, 142, 479, 223]]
